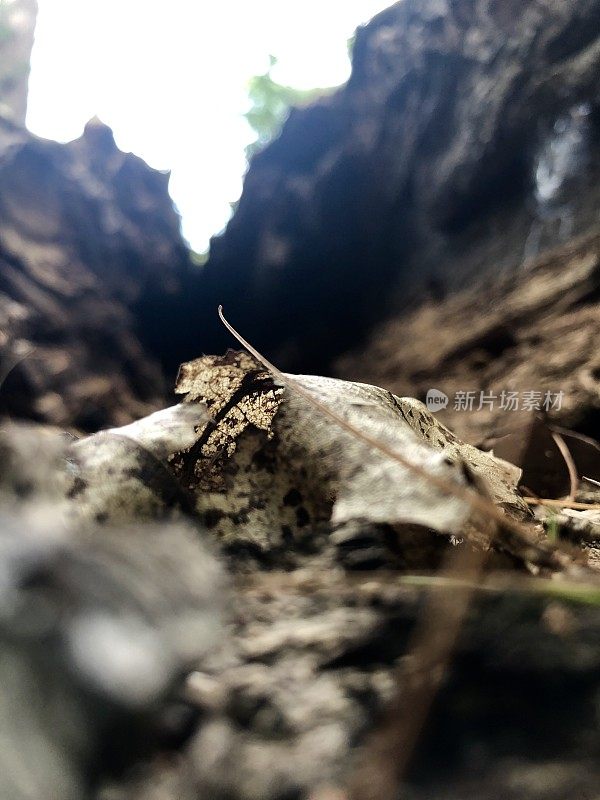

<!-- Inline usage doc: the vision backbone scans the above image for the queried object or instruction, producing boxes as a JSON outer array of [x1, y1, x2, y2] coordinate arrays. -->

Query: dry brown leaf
[[173, 354, 529, 558], [66, 402, 208, 526], [175, 351, 283, 463]]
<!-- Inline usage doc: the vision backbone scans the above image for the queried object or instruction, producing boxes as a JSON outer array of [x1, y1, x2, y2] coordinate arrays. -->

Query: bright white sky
[[27, 0, 391, 252]]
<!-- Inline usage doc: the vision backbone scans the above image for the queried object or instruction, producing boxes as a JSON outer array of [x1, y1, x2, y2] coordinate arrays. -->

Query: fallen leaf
[[173, 354, 530, 560]]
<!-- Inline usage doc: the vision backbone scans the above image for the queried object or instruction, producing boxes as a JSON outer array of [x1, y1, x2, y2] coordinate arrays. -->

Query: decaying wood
[[0, 116, 194, 430], [199, 0, 600, 373], [338, 232, 600, 449]]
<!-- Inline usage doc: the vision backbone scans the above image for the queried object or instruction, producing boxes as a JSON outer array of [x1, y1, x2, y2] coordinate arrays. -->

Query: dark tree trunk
[[0, 118, 196, 430], [199, 0, 600, 372]]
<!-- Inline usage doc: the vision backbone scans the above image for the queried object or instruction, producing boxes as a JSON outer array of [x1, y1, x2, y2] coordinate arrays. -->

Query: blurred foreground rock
[[2, 367, 600, 800], [0, 514, 224, 800], [0, 416, 225, 800]]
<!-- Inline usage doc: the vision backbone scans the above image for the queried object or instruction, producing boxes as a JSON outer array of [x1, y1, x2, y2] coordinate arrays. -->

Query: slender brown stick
[[582, 476, 600, 489], [550, 424, 600, 452], [551, 431, 579, 502], [524, 497, 600, 510]]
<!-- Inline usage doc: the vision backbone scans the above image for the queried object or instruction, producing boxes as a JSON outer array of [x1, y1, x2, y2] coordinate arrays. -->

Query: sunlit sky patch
[[27, 1, 391, 252]]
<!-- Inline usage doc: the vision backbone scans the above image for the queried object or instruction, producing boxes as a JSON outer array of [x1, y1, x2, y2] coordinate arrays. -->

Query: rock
[[0, 510, 225, 800]]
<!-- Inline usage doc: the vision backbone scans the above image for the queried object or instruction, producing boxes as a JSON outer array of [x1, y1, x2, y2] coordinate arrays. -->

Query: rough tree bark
[[200, 0, 600, 372], [0, 117, 196, 430], [337, 231, 600, 447], [3, 0, 600, 434]]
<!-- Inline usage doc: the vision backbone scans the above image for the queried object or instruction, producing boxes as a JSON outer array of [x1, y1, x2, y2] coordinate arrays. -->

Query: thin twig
[[550, 430, 579, 502], [524, 497, 600, 510], [549, 424, 600, 452], [582, 476, 600, 489]]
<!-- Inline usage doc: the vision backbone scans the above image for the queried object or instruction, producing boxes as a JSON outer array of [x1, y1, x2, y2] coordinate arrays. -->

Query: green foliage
[[545, 513, 560, 543], [400, 574, 600, 607], [190, 249, 208, 267], [243, 55, 335, 160], [208, 52, 345, 255]]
